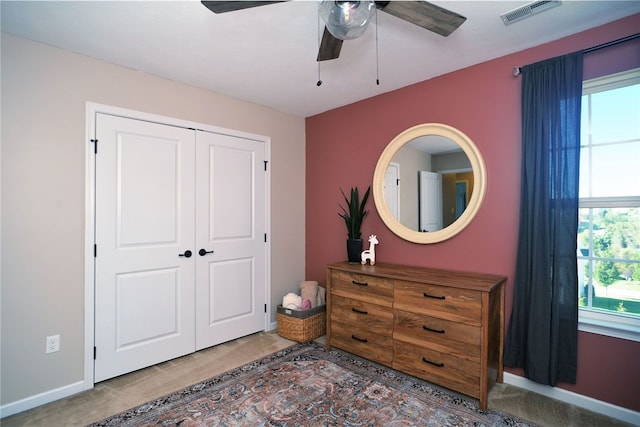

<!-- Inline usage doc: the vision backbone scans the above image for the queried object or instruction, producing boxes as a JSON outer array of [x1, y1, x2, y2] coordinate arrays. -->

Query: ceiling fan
[[201, 1, 466, 61]]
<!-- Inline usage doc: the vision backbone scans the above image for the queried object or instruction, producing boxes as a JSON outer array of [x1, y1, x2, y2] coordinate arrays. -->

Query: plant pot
[[346, 239, 363, 263]]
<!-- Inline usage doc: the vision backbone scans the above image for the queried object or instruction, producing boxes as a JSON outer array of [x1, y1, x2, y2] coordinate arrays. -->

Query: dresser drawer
[[330, 270, 393, 306], [331, 320, 393, 366], [394, 280, 482, 325], [394, 310, 481, 358], [331, 295, 393, 336], [393, 341, 480, 399]]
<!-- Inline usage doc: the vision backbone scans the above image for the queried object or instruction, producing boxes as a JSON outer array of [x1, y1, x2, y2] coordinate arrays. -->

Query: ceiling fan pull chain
[[375, 6, 380, 86], [317, 9, 323, 87]]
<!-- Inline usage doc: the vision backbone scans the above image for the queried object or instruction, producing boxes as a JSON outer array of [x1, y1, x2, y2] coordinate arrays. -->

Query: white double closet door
[[93, 113, 266, 382]]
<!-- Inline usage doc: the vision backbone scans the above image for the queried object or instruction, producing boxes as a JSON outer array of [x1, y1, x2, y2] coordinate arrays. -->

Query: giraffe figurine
[[361, 235, 379, 265]]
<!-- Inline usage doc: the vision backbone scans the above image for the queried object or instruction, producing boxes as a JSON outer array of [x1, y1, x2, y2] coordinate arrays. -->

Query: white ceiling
[[2, 1, 639, 117]]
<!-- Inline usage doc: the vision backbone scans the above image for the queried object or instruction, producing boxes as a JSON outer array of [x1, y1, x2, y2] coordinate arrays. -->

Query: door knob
[[178, 250, 192, 258], [199, 249, 214, 256]]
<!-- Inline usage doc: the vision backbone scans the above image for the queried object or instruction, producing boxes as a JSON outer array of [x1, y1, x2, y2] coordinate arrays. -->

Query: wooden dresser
[[326, 262, 506, 410]]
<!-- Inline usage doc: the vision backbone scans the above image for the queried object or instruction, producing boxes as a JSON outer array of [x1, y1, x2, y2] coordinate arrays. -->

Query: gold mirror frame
[[373, 123, 487, 244]]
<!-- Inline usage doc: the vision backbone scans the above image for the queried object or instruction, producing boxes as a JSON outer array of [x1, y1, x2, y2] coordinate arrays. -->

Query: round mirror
[[373, 123, 487, 244]]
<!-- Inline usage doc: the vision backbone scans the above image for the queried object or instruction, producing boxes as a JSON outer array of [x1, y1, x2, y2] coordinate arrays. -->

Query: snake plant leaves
[[338, 186, 371, 240]]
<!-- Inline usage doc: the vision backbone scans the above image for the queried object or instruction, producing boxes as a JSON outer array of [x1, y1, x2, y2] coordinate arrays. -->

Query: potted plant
[[338, 186, 371, 263]]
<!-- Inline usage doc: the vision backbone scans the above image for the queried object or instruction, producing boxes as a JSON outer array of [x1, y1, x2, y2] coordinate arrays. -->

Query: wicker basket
[[277, 304, 326, 342]]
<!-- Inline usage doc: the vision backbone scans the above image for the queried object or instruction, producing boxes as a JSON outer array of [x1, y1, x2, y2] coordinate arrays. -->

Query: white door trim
[[84, 102, 271, 390]]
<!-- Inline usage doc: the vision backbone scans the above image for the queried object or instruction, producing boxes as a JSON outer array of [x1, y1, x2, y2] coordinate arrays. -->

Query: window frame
[[578, 67, 640, 342]]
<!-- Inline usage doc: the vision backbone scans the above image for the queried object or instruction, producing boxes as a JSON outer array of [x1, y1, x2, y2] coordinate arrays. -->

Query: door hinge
[[396, 179, 400, 186], [90, 138, 98, 154], [93, 346, 97, 360], [94, 244, 97, 258], [264, 233, 267, 243], [264, 304, 267, 313], [264, 160, 268, 171]]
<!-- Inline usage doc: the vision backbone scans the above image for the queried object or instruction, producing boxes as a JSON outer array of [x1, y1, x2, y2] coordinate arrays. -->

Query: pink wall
[[306, 15, 640, 411]]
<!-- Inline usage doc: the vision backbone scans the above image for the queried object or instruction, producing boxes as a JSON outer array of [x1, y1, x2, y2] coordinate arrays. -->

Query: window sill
[[579, 311, 640, 342]]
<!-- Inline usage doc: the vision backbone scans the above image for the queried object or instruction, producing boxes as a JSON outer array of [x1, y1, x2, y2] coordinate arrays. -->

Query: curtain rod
[[512, 32, 640, 77]]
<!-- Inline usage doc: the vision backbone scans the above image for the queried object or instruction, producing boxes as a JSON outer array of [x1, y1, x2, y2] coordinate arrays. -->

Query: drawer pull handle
[[423, 292, 445, 300], [352, 307, 368, 315], [352, 280, 369, 286], [422, 357, 445, 368], [351, 335, 368, 343], [423, 325, 445, 334]]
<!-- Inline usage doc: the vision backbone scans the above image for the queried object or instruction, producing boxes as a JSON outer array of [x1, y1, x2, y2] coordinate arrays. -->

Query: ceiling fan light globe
[[319, 0, 376, 40]]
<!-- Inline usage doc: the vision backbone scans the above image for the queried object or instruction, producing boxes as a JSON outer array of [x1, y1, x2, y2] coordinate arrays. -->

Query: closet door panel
[[195, 131, 266, 350], [94, 113, 196, 382]]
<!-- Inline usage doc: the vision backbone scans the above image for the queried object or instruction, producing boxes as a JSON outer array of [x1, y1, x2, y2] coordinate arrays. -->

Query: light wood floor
[[1, 332, 633, 426]]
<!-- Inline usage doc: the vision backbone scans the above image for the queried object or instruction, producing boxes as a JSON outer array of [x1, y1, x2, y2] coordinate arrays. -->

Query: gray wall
[[1, 33, 306, 408]]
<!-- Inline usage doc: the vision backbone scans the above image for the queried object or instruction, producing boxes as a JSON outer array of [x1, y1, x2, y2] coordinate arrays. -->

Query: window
[[578, 68, 640, 342]]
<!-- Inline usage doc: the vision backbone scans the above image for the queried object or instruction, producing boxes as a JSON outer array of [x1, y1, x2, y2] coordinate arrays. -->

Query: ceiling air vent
[[500, 0, 562, 25]]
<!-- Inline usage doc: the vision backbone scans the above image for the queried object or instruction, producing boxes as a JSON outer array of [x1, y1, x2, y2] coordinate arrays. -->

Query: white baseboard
[[503, 372, 640, 426], [0, 380, 85, 419]]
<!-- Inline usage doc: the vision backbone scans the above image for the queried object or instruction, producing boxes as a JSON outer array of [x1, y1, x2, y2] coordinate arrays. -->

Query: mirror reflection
[[386, 135, 474, 232]]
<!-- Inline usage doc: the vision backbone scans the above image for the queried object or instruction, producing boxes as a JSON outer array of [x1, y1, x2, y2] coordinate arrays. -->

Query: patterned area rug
[[90, 342, 535, 426]]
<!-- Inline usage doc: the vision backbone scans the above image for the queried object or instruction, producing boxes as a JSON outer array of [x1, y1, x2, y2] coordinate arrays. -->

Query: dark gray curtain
[[504, 51, 583, 386]]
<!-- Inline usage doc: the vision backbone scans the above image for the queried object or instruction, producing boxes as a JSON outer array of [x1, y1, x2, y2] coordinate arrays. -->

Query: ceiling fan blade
[[317, 27, 343, 61], [201, 1, 287, 14], [375, 1, 466, 37]]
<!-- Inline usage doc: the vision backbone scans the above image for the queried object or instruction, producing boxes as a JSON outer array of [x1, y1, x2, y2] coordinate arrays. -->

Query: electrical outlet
[[46, 335, 60, 354]]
